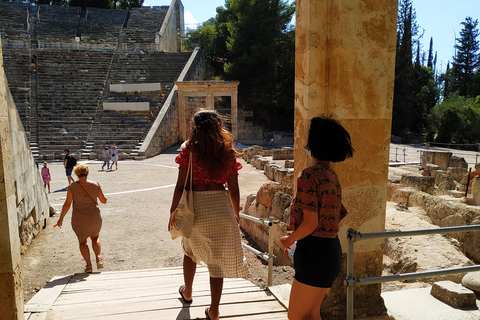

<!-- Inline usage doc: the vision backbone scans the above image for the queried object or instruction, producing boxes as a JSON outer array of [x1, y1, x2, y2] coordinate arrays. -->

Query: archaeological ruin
[[2, 0, 480, 319]]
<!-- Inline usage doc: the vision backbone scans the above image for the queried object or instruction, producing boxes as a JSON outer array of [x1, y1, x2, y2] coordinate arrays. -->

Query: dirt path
[[21, 147, 294, 302]]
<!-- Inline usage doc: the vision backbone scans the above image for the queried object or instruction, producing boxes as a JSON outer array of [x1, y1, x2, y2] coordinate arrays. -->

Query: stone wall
[[0, 37, 24, 320], [5, 79, 50, 253], [139, 47, 205, 158], [158, 0, 184, 52]]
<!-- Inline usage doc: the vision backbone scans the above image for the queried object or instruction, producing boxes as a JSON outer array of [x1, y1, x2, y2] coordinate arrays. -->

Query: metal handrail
[[239, 212, 275, 286], [345, 224, 480, 320]]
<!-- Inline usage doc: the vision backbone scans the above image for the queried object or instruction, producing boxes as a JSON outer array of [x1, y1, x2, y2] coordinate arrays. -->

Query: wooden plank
[[49, 289, 277, 317], [226, 312, 288, 320], [54, 283, 261, 306], [27, 313, 48, 320], [24, 275, 72, 312], [268, 284, 291, 309], [48, 300, 286, 320], [24, 312, 31, 320]]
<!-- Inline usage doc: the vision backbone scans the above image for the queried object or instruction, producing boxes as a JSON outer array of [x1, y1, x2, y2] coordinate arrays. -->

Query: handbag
[[169, 152, 194, 239]]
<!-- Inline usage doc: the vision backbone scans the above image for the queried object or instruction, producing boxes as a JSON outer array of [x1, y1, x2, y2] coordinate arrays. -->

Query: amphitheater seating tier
[[122, 6, 168, 43], [81, 7, 128, 43], [0, 2, 30, 40], [0, 2, 192, 160], [36, 5, 81, 42]]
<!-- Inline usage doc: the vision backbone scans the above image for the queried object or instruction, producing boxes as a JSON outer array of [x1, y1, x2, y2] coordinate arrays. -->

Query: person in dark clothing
[[64, 149, 76, 185]]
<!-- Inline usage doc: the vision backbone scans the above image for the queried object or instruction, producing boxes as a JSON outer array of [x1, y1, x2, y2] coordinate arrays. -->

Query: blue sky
[[143, 0, 480, 73]]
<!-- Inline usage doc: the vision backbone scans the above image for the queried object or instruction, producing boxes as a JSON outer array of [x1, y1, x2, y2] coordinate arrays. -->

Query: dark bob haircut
[[306, 116, 354, 162]]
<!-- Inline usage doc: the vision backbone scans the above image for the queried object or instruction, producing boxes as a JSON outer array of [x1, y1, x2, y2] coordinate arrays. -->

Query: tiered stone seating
[[35, 50, 113, 157], [1, 48, 32, 125], [0, 2, 192, 160], [81, 7, 127, 43], [87, 51, 191, 158], [0, 2, 30, 40], [123, 6, 168, 43], [36, 4, 81, 43]]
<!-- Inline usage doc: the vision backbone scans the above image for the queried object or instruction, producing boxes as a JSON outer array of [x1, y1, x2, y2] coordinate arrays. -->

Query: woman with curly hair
[[57, 163, 108, 273], [170, 110, 248, 320]]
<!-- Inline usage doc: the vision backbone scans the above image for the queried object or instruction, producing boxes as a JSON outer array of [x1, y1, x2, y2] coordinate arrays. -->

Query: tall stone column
[[178, 90, 187, 140], [231, 92, 238, 139], [0, 38, 24, 319], [295, 0, 397, 318]]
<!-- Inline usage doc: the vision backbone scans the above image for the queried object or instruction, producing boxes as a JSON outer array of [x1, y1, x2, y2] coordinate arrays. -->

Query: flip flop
[[205, 308, 211, 320], [179, 285, 193, 304]]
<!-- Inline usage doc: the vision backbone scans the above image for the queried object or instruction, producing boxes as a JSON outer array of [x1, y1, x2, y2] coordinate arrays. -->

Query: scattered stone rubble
[[388, 150, 480, 308], [240, 146, 295, 266]]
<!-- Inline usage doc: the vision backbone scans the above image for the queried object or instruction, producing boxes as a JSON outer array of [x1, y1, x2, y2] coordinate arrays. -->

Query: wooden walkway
[[24, 266, 290, 320]]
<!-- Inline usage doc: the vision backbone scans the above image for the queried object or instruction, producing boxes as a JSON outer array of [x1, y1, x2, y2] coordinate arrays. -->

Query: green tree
[[427, 95, 480, 146], [451, 17, 479, 97], [115, 0, 144, 10], [392, 1, 416, 135], [185, 0, 295, 130]]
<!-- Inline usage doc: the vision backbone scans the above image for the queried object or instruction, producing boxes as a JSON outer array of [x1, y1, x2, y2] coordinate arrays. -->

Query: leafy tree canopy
[[184, 0, 296, 131]]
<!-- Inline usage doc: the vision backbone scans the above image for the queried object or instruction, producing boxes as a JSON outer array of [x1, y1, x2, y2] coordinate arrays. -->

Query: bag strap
[[183, 152, 193, 190], [77, 182, 98, 206]]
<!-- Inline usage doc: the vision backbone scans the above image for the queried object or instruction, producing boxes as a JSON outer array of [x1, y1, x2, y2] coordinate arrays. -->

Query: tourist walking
[[101, 147, 110, 170], [41, 161, 51, 193], [63, 149, 76, 185], [280, 116, 354, 320], [56, 163, 108, 273], [109, 145, 118, 170], [169, 110, 248, 320]]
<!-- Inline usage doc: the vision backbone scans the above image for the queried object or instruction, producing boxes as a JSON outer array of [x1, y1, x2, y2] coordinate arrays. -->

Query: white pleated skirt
[[182, 190, 249, 278]]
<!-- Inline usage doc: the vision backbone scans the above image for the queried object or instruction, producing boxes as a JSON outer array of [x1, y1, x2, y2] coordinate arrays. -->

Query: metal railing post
[[239, 213, 275, 287], [267, 224, 274, 287], [346, 228, 358, 320]]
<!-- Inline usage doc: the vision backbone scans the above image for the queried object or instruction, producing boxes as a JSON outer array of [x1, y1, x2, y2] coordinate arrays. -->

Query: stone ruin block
[[274, 168, 290, 184], [447, 167, 468, 182], [422, 151, 453, 170], [462, 271, 480, 297], [272, 147, 294, 160], [430, 281, 476, 308], [400, 175, 435, 193], [285, 159, 294, 168], [449, 155, 468, 169], [433, 171, 456, 189], [264, 163, 282, 181], [421, 164, 441, 176]]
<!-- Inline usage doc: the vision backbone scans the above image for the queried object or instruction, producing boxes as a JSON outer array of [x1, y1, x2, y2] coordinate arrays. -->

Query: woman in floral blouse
[[280, 116, 354, 320]]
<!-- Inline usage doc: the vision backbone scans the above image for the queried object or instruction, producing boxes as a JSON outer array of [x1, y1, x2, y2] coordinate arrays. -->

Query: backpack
[[68, 155, 77, 167]]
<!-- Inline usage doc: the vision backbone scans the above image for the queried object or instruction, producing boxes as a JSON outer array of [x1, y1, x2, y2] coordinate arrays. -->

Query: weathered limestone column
[[178, 90, 187, 140], [231, 91, 238, 139], [206, 92, 214, 110], [295, 0, 397, 318], [0, 38, 24, 319]]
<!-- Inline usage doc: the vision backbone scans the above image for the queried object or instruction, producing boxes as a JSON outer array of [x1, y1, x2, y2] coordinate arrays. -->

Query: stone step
[[430, 281, 477, 308]]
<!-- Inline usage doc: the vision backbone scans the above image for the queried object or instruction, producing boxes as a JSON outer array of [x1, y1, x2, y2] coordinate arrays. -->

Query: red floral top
[[175, 147, 242, 185], [289, 162, 348, 238]]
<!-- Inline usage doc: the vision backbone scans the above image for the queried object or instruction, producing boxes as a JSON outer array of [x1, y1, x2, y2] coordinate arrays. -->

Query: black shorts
[[293, 235, 342, 288]]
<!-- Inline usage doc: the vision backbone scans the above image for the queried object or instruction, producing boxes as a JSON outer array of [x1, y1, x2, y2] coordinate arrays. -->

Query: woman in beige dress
[[57, 164, 108, 273]]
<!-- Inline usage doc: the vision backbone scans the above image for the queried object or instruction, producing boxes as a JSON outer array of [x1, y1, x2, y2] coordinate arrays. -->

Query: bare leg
[[207, 277, 223, 320], [78, 238, 92, 268], [287, 279, 327, 320], [91, 233, 101, 261], [182, 255, 196, 301], [47, 182, 50, 193], [67, 175, 75, 185]]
